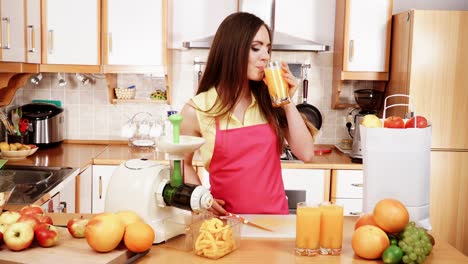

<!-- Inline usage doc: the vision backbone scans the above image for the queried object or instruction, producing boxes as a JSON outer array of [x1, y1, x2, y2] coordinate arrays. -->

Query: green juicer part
[[169, 113, 183, 187]]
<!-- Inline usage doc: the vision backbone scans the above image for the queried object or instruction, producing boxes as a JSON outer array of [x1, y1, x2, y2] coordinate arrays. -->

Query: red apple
[[20, 205, 44, 216], [3, 222, 34, 251], [17, 214, 40, 229], [405, 115, 428, 128], [34, 223, 59, 247], [384, 116, 405, 128], [67, 217, 89, 238], [0, 211, 22, 225], [35, 214, 54, 225], [0, 223, 8, 245]]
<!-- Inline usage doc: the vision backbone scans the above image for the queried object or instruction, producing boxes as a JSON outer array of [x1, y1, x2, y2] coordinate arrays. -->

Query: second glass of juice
[[319, 202, 344, 255], [295, 202, 321, 256]]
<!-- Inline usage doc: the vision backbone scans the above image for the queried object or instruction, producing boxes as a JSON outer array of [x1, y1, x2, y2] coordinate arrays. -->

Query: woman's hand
[[281, 62, 299, 98], [208, 199, 227, 216]]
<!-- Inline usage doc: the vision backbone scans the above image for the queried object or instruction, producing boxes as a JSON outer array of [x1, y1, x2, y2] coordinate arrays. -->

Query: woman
[[180, 12, 316, 215]]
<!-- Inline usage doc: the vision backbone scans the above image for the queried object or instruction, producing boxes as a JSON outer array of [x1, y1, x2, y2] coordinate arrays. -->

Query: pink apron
[[208, 119, 289, 214]]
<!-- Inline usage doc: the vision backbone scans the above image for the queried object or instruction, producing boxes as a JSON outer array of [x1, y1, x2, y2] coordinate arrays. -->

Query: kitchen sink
[[0, 165, 77, 205]]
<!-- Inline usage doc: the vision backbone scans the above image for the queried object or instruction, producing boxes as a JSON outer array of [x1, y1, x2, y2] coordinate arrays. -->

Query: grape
[[397, 222, 433, 264]]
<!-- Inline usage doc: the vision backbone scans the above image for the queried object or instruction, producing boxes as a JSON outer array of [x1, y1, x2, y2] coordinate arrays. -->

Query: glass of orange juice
[[264, 61, 291, 107], [295, 202, 321, 256], [319, 202, 344, 255]]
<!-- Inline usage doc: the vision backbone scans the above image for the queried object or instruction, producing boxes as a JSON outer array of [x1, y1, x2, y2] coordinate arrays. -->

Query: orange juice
[[264, 61, 290, 107], [295, 202, 321, 256], [319, 203, 344, 255]]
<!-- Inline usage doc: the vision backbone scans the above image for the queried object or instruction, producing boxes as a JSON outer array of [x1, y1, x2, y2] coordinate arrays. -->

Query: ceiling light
[[30, 73, 43, 85], [58, 73, 67, 87]]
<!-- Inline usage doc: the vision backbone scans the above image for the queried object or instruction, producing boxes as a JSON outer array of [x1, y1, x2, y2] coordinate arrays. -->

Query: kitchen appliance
[[106, 114, 214, 243], [347, 89, 383, 163], [182, 0, 329, 51], [21, 103, 64, 147]]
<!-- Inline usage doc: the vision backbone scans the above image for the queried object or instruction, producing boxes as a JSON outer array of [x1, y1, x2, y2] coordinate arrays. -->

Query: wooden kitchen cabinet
[[332, 0, 393, 108], [0, 0, 25, 63], [91, 165, 117, 213], [25, 0, 41, 64], [330, 169, 363, 216], [101, 0, 166, 74], [40, 0, 101, 73]]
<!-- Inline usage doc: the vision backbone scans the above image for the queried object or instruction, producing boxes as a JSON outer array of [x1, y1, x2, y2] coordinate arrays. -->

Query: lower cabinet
[[330, 170, 363, 216], [91, 165, 118, 213]]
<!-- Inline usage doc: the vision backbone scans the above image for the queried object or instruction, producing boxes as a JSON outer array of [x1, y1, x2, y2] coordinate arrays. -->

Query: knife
[[225, 212, 273, 232]]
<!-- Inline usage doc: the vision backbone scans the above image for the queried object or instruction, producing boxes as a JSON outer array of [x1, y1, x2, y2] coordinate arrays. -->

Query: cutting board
[[240, 214, 296, 239], [0, 227, 135, 264]]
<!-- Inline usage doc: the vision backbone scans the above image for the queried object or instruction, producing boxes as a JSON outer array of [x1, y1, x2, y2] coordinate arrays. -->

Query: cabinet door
[[282, 169, 329, 204], [0, 0, 25, 62], [92, 165, 117, 213], [25, 0, 41, 63], [44, 0, 99, 65], [78, 166, 92, 214], [344, 0, 391, 72], [331, 170, 363, 199], [104, 0, 164, 69]]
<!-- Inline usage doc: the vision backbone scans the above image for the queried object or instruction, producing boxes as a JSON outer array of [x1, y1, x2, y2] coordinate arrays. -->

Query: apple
[[3, 222, 34, 251], [34, 223, 59, 247], [67, 217, 89, 238], [16, 214, 40, 229], [0, 211, 22, 225], [35, 214, 54, 225], [0, 223, 8, 245], [384, 116, 405, 128], [20, 204, 44, 216], [405, 116, 428, 128], [85, 213, 125, 252]]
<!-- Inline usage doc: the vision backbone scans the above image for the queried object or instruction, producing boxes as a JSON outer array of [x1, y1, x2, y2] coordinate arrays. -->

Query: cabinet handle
[[48, 30, 54, 54], [351, 183, 363, 187], [1, 17, 11, 49], [108, 32, 113, 55], [27, 25, 36, 52], [349, 212, 361, 216], [349, 39, 354, 62], [99, 176, 102, 199]]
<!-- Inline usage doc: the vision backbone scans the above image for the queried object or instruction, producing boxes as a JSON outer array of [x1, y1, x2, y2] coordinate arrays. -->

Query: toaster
[[21, 103, 64, 147]]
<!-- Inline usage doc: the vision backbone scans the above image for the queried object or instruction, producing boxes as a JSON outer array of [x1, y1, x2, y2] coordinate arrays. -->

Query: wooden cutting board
[[240, 214, 296, 239], [0, 224, 136, 264]]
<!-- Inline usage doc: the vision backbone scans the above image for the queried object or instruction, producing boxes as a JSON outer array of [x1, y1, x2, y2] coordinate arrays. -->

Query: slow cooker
[[21, 103, 64, 147]]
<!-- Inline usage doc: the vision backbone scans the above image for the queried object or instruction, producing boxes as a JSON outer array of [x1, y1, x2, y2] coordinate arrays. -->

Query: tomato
[[405, 116, 428, 128], [382, 245, 404, 264], [384, 116, 405, 129]]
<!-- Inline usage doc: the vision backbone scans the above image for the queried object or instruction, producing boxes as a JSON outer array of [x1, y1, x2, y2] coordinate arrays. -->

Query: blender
[[347, 89, 383, 163], [105, 113, 213, 243]]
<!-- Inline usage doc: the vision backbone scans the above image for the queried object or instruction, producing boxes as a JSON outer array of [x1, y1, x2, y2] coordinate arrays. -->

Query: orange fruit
[[116, 210, 142, 227], [352, 225, 390, 260], [373, 198, 409, 234], [124, 221, 155, 253], [354, 213, 378, 230]]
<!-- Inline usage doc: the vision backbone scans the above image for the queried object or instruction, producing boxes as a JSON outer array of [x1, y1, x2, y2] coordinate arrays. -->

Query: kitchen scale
[[105, 114, 214, 243]]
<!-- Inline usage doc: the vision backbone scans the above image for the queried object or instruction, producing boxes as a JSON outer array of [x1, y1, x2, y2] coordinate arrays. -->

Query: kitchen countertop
[[136, 216, 468, 263]]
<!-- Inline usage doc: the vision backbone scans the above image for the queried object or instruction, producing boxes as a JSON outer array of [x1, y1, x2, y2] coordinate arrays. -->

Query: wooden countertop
[[138, 216, 468, 264]]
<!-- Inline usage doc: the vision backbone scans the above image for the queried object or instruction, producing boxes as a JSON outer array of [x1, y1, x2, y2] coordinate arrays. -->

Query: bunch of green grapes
[[398, 222, 433, 264]]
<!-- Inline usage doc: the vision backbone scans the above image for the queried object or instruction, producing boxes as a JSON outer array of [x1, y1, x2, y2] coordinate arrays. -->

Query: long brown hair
[[197, 12, 287, 151]]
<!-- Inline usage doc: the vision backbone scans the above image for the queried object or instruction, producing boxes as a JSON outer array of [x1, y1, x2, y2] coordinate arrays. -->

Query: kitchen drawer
[[331, 170, 363, 198], [332, 198, 363, 216]]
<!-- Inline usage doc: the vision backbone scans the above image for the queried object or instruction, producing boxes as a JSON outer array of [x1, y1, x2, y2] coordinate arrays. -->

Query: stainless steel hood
[[182, 0, 329, 52]]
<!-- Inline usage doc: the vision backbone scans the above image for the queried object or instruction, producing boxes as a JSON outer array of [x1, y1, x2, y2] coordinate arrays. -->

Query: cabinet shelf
[[111, 98, 168, 104]]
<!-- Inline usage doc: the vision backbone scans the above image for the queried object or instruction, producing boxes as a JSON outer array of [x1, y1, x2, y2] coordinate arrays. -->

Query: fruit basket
[[115, 86, 136, 99]]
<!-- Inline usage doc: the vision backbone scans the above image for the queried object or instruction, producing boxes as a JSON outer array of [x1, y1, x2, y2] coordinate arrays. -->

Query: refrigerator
[[386, 10, 468, 255]]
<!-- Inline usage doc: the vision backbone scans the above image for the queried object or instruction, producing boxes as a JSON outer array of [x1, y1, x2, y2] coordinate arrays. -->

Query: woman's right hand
[[209, 198, 227, 216]]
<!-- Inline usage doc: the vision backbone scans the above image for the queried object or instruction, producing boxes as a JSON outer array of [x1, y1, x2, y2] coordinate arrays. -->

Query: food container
[[163, 212, 241, 259], [115, 86, 136, 99], [0, 178, 16, 211]]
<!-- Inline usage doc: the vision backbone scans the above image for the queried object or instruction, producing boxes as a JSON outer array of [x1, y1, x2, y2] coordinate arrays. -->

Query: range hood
[[182, 0, 329, 52]]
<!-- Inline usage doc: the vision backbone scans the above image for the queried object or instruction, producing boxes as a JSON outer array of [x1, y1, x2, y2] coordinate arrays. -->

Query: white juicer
[[105, 114, 213, 243]]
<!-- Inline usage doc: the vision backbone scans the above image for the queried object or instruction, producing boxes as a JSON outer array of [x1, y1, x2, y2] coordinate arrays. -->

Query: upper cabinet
[[102, 0, 165, 74], [0, 0, 25, 63], [41, 0, 100, 72], [332, 0, 393, 109], [25, 0, 41, 64]]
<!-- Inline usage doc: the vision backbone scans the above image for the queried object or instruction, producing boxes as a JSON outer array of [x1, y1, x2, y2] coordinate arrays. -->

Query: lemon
[[361, 114, 382, 128]]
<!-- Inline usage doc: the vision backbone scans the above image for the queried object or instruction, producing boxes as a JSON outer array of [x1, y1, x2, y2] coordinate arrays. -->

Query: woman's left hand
[[281, 62, 299, 98]]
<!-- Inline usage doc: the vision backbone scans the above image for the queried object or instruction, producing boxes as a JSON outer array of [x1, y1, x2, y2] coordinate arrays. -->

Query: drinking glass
[[264, 61, 291, 107], [295, 202, 321, 256], [319, 202, 344, 255]]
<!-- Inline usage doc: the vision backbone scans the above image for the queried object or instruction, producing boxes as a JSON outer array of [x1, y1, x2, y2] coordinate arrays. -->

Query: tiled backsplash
[[6, 50, 371, 145]]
